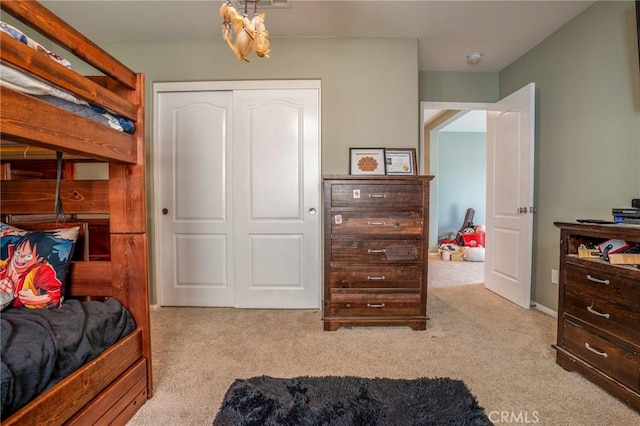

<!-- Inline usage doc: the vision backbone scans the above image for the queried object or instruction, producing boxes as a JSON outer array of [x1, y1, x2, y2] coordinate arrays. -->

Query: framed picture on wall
[[349, 148, 386, 175], [385, 148, 417, 175]]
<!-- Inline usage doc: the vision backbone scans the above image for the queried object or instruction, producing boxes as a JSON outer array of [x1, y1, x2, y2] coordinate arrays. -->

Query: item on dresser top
[[612, 207, 640, 224], [576, 219, 616, 224], [612, 208, 640, 217]]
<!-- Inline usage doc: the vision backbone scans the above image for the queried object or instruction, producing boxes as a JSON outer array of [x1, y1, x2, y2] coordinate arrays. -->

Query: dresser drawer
[[566, 263, 640, 303], [328, 293, 422, 317], [330, 184, 423, 208], [331, 211, 422, 236], [565, 264, 640, 342], [563, 320, 640, 391], [331, 240, 422, 263], [330, 266, 422, 290]]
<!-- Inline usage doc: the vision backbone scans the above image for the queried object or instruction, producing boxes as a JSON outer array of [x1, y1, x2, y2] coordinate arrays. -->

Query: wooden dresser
[[323, 175, 433, 331], [554, 222, 640, 411]]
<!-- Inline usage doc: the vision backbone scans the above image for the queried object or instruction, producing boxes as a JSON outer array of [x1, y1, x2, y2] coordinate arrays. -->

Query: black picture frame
[[385, 148, 417, 175]]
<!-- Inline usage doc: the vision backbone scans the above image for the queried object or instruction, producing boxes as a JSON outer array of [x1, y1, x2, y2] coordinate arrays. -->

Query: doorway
[[422, 105, 488, 288], [421, 103, 492, 253], [423, 108, 487, 252], [421, 83, 536, 309]]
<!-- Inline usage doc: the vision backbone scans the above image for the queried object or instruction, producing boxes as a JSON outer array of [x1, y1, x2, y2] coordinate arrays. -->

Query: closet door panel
[[156, 90, 234, 307], [233, 89, 320, 309]]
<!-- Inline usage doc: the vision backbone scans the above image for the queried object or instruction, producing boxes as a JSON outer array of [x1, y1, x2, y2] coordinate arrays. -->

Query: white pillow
[[464, 247, 485, 262]]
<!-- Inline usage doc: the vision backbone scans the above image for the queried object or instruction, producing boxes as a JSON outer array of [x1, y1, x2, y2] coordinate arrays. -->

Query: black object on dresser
[[554, 222, 640, 412], [323, 175, 434, 331]]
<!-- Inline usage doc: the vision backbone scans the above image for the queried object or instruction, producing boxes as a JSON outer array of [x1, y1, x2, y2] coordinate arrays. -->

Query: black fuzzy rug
[[212, 376, 492, 426]]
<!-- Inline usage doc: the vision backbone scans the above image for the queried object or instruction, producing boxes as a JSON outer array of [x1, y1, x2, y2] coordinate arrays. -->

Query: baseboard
[[533, 302, 557, 318], [149, 304, 161, 311]]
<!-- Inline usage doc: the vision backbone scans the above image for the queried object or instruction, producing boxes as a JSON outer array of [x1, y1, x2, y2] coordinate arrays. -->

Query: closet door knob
[[162, 208, 169, 215], [308, 207, 317, 215]]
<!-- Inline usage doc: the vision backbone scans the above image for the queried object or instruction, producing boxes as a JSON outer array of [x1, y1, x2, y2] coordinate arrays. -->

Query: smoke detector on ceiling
[[467, 51, 483, 65]]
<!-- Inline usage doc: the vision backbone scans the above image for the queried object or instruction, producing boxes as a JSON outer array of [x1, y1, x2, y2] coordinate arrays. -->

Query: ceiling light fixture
[[466, 51, 483, 65], [220, 0, 270, 61]]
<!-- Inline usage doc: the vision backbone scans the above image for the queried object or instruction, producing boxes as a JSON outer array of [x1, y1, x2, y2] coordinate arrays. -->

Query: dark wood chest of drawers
[[323, 175, 433, 331], [554, 222, 640, 411]]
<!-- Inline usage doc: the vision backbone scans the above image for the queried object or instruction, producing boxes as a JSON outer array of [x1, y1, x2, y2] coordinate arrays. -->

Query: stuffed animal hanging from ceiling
[[220, 1, 270, 61]]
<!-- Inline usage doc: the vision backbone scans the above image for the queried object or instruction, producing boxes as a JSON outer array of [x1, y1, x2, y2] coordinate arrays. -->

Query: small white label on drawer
[[334, 214, 343, 225], [353, 189, 360, 199]]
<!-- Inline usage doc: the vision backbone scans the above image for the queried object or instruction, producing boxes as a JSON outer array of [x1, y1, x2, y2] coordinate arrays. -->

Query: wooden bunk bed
[[0, 1, 152, 424]]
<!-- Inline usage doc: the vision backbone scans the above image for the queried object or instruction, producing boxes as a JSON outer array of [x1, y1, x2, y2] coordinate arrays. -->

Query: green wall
[[419, 71, 499, 103], [500, 0, 640, 310], [95, 37, 419, 175], [419, 1, 639, 311]]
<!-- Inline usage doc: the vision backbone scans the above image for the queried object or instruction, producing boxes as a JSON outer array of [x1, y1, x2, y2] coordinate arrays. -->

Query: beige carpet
[[428, 254, 485, 288], [128, 262, 639, 425]]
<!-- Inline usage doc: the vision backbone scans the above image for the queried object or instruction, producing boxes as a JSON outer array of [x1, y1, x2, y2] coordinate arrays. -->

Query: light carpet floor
[[427, 254, 484, 288], [128, 260, 639, 426]]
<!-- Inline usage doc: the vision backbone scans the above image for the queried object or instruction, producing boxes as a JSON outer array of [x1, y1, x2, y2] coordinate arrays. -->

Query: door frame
[[420, 92, 536, 309], [419, 101, 491, 252], [151, 80, 322, 307]]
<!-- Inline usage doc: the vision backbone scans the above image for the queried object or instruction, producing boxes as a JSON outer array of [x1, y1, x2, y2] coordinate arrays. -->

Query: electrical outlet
[[551, 269, 559, 284]]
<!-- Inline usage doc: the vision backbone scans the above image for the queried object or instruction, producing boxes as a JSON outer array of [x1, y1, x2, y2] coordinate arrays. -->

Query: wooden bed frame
[[0, 1, 152, 424]]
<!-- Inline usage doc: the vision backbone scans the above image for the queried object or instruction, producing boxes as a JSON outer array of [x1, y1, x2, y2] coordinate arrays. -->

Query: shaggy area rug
[[212, 376, 492, 426]]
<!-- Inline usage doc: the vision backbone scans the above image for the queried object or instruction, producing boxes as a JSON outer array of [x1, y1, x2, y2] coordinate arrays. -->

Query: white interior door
[[155, 81, 321, 308], [232, 89, 321, 308], [156, 90, 234, 306], [484, 83, 535, 309]]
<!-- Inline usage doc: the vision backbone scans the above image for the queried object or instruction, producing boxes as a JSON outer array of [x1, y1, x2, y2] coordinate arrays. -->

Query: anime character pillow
[[0, 222, 79, 309]]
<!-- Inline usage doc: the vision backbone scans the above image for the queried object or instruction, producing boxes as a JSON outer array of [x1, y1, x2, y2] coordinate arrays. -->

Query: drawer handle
[[368, 221, 386, 226], [586, 304, 610, 319], [367, 303, 386, 308], [586, 274, 610, 285], [367, 276, 386, 281], [584, 343, 608, 358], [367, 249, 386, 254], [368, 194, 387, 198]]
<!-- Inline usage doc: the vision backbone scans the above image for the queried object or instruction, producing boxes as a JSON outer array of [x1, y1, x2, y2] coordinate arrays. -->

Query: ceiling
[[39, 0, 595, 72], [440, 110, 486, 132]]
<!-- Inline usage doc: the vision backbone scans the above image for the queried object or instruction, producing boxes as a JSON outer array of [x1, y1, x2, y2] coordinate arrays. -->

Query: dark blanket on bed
[[0, 298, 135, 419]]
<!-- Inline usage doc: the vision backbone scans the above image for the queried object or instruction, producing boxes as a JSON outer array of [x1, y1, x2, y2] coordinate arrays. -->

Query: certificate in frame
[[385, 148, 417, 175], [349, 148, 386, 175]]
